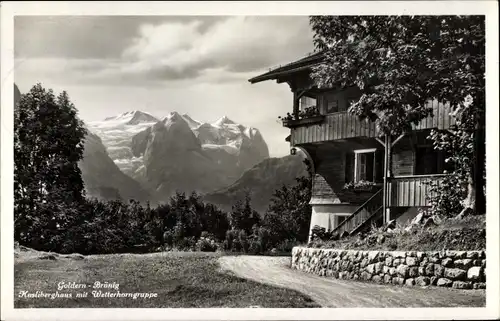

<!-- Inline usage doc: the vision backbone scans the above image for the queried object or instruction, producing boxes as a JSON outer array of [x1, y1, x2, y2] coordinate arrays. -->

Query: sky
[[14, 16, 315, 157]]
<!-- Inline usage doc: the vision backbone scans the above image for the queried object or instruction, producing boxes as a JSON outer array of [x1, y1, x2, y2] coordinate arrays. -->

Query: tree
[[309, 16, 485, 215], [263, 159, 313, 243], [229, 192, 260, 234], [14, 83, 87, 245]]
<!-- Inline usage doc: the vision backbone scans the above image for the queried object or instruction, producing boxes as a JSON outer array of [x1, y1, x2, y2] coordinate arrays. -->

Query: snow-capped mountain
[[87, 111, 159, 176], [79, 129, 151, 203], [129, 111, 270, 200]]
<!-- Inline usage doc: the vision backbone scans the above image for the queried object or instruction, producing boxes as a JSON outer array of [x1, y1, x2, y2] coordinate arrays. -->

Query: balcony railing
[[288, 100, 456, 145], [388, 174, 448, 207]]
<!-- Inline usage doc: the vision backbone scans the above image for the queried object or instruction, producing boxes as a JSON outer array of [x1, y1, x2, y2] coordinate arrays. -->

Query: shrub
[[195, 236, 218, 252]]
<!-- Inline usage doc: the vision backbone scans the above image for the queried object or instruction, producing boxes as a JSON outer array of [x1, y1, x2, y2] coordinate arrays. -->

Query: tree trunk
[[459, 106, 486, 217], [473, 108, 486, 215]]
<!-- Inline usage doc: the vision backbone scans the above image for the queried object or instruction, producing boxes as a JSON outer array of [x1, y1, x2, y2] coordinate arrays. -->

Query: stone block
[[441, 258, 453, 267], [372, 275, 382, 283], [392, 251, 406, 258], [452, 281, 472, 289], [385, 257, 393, 267], [406, 257, 418, 266], [444, 268, 467, 281], [454, 259, 474, 270], [415, 276, 431, 287], [361, 271, 372, 281], [397, 265, 409, 278], [409, 267, 419, 278], [434, 264, 444, 277], [466, 251, 479, 259], [418, 266, 425, 276], [405, 278, 415, 286], [437, 278, 453, 287], [366, 264, 375, 274], [425, 263, 434, 276], [368, 251, 380, 264], [467, 266, 483, 281], [384, 274, 392, 284]]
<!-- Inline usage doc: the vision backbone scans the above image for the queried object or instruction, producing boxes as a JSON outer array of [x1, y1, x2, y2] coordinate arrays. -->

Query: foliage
[[309, 16, 485, 215], [309, 215, 485, 251], [263, 159, 313, 245], [310, 225, 339, 242], [14, 84, 87, 246], [343, 180, 378, 191], [279, 106, 321, 122], [229, 192, 260, 234], [14, 83, 315, 255]]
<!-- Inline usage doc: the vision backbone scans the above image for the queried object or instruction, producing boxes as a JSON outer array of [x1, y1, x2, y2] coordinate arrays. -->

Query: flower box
[[282, 115, 325, 128]]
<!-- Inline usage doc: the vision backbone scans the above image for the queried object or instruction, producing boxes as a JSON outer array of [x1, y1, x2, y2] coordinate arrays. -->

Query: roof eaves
[[248, 51, 325, 84]]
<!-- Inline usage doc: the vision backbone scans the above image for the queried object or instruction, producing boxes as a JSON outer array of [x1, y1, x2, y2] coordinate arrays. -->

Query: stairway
[[332, 189, 383, 237]]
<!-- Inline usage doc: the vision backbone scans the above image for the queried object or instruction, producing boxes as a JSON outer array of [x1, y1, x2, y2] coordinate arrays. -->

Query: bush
[[195, 236, 218, 252], [310, 225, 339, 242]]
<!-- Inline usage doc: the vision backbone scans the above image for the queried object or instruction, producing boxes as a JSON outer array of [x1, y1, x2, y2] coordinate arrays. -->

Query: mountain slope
[[203, 155, 309, 214], [79, 130, 151, 203]]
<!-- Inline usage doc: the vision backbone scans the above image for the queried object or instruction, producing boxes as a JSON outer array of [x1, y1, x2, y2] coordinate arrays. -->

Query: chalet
[[249, 52, 454, 239]]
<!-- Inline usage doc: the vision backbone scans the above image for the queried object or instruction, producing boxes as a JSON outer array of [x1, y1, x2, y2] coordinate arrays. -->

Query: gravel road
[[218, 255, 485, 307]]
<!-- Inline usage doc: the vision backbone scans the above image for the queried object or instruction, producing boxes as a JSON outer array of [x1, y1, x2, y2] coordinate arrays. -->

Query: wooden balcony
[[289, 100, 456, 145], [388, 174, 448, 207]]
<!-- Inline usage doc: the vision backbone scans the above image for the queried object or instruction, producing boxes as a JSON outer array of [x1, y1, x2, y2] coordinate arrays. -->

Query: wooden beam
[[293, 91, 299, 120], [382, 134, 388, 226], [391, 133, 405, 147], [375, 137, 385, 148]]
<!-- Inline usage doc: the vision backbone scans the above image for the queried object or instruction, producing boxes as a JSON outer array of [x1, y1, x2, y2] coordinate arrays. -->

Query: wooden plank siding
[[388, 174, 447, 207], [290, 100, 456, 145]]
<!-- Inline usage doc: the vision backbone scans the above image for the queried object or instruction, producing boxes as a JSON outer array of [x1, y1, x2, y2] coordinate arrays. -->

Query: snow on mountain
[[87, 111, 159, 175], [88, 110, 270, 201]]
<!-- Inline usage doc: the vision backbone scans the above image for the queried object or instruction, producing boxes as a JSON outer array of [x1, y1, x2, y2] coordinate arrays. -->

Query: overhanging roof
[[248, 51, 325, 84]]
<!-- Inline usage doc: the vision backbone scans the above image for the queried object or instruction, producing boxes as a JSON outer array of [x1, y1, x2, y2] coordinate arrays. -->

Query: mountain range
[[14, 84, 308, 211]]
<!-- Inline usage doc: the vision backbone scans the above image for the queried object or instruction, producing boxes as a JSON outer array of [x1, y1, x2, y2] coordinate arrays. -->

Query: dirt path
[[218, 255, 485, 307]]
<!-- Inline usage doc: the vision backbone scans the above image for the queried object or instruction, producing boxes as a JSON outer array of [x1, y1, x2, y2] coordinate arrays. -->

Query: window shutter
[[375, 149, 384, 182], [345, 152, 354, 183]]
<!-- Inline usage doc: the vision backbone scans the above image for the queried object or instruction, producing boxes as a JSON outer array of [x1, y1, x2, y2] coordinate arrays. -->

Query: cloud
[[15, 16, 314, 86], [120, 16, 314, 81], [14, 16, 226, 59]]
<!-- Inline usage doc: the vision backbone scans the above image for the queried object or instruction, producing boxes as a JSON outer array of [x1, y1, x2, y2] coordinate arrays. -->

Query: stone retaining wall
[[291, 247, 486, 289]]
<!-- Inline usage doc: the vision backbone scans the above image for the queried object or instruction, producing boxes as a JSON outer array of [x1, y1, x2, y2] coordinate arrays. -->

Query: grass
[[14, 250, 319, 308], [309, 215, 486, 252]]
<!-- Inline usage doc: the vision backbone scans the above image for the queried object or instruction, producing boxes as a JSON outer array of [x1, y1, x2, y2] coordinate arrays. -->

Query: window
[[414, 146, 451, 175], [337, 215, 348, 226], [299, 96, 317, 112], [354, 149, 376, 182], [326, 99, 339, 113]]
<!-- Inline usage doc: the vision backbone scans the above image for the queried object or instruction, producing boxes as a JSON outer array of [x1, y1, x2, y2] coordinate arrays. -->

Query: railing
[[290, 111, 378, 144], [388, 174, 448, 207], [332, 189, 383, 237], [289, 100, 456, 145]]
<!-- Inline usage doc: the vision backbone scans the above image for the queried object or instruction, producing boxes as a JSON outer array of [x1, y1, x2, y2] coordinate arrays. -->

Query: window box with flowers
[[343, 180, 381, 193], [278, 106, 325, 128]]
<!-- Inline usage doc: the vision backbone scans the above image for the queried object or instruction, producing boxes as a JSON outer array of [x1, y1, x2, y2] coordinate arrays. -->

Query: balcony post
[[382, 134, 393, 225], [293, 91, 299, 120]]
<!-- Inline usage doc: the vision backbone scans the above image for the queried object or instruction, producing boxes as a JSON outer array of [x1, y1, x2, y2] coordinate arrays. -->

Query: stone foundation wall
[[291, 247, 486, 289]]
